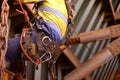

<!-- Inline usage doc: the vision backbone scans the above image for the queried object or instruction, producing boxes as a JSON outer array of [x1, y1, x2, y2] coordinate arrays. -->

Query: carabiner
[[40, 51, 52, 63]]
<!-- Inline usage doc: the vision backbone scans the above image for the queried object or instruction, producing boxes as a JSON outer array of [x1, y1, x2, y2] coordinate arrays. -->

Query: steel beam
[[66, 24, 120, 45], [63, 47, 81, 68], [108, 0, 120, 23], [63, 47, 92, 80], [115, 11, 120, 20], [64, 37, 120, 80], [108, 0, 116, 22]]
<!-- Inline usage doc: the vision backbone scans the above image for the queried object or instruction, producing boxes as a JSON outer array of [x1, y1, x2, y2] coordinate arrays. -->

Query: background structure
[[3, 0, 120, 80]]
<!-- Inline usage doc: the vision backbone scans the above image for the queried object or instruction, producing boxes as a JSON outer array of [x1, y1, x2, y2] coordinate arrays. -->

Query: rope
[[20, 28, 41, 66], [0, 0, 9, 80], [16, 0, 41, 66], [16, 0, 30, 24]]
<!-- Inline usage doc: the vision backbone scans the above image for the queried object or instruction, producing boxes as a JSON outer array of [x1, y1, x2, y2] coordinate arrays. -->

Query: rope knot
[[16, 9, 30, 23], [16, 0, 30, 24]]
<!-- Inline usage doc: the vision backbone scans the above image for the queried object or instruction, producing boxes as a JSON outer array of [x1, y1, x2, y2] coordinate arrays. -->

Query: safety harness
[[17, 0, 74, 79], [18, 0, 74, 62]]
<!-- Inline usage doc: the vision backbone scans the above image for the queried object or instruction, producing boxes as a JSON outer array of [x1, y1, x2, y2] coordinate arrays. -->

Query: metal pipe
[[66, 25, 120, 45], [63, 47, 81, 68], [108, 0, 116, 22], [64, 37, 120, 80], [64, 48, 113, 80], [63, 47, 92, 80]]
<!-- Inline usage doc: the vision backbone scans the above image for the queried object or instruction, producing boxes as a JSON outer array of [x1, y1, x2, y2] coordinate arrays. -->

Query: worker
[[4, 0, 74, 79], [6, 0, 74, 63]]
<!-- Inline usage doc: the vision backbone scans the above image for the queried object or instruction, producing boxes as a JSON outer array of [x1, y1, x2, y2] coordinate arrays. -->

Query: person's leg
[[6, 37, 27, 78], [6, 37, 21, 62]]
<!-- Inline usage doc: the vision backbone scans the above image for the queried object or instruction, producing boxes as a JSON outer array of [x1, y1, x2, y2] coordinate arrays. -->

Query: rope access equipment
[[17, 0, 75, 80]]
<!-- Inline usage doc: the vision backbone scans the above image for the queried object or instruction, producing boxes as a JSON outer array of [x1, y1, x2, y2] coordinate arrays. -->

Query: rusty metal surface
[[64, 37, 120, 80], [110, 25, 120, 38], [108, 0, 120, 23], [107, 37, 120, 56], [64, 48, 113, 80], [66, 25, 120, 45], [115, 11, 120, 20], [108, 0, 116, 22], [63, 47, 81, 68], [77, 28, 110, 43], [66, 27, 110, 45], [63, 47, 93, 80]]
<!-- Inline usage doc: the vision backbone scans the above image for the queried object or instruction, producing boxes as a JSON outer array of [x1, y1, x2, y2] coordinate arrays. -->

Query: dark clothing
[[6, 37, 22, 62], [5, 15, 62, 63], [5, 37, 26, 75]]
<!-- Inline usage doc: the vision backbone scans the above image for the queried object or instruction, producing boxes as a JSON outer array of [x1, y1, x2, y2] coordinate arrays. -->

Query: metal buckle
[[42, 36, 52, 46], [40, 51, 52, 63]]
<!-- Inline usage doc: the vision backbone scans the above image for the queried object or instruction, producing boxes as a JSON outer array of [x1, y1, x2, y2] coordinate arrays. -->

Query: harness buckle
[[42, 36, 52, 46], [40, 51, 52, 63]]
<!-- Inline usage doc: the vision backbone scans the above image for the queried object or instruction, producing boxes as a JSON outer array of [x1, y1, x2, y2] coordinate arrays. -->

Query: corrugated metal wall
[[71, 0, 120, 80]]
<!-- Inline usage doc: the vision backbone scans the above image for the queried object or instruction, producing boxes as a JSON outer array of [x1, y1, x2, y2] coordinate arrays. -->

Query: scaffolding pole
[[66, 25, 120, 45], [64, 37, 120, 80]]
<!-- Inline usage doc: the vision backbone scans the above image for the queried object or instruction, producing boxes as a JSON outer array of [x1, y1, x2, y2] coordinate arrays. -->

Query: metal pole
[[63, 47, 93, 80], [64, 37, 120, 80], [66, 25, 120, 45], [63, 47, 81, 68]]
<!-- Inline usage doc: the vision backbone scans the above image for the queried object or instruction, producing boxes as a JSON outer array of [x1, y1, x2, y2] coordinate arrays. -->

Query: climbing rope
[[20, 28, 41, 65], [0, 0, 9, 80], [16, 0, 30, 24], [16, 0, 41, 66]]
